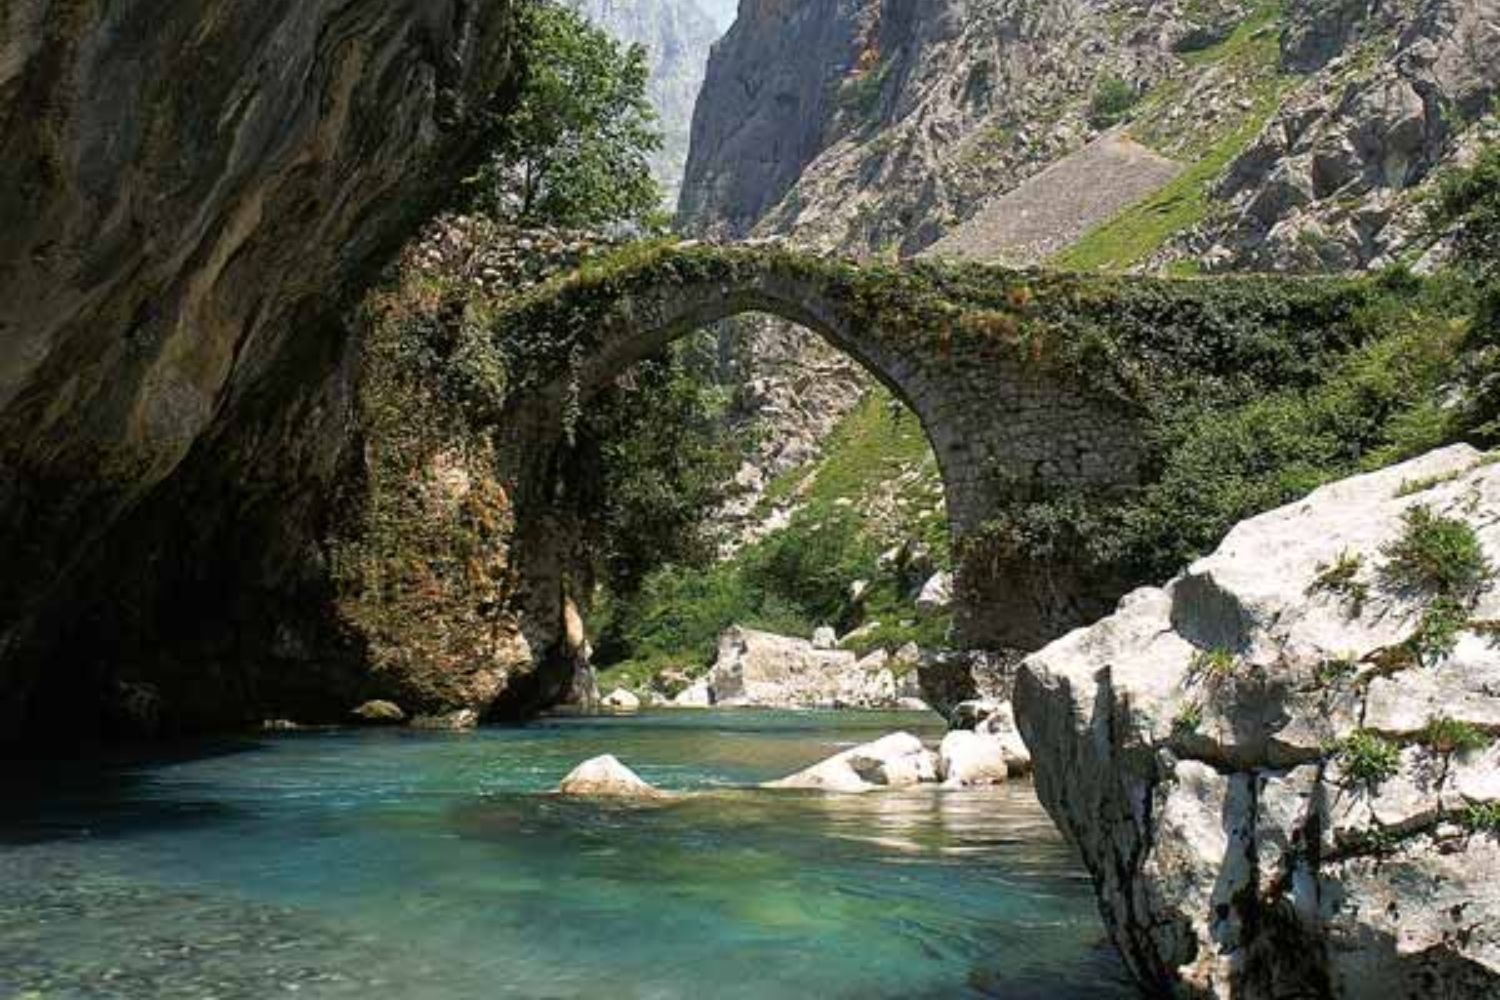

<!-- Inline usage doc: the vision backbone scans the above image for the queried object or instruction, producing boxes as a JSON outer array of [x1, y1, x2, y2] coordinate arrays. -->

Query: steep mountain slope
[[685, 0, 1498, 270], [678, 0, 1498, 550], [569, 0, 723, 205]]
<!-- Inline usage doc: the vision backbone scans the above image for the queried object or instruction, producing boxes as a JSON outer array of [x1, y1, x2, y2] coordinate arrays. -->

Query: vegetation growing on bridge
[[340, 137, 1496, 693]]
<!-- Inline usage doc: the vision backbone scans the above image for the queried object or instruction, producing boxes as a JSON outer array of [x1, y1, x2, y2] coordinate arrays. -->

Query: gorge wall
[[676, 0, 1497, 548], [0, 0, 523, 741]]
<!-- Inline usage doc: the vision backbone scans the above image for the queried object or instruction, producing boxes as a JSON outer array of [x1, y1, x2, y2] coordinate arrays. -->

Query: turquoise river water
[[1, 710, 1133, 999]]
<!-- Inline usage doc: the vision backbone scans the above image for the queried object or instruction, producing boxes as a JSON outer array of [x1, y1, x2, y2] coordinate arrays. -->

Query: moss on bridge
[[488, 238, 1375, 411], [348, 228, 1483, 679]]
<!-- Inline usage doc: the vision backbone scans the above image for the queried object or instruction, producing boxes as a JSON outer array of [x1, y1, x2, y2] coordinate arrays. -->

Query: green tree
[[478, 1, 663, 227], [1433, 140, 1500, 282], [1430, 138, 1500, 440], [572, 350, 738, 595]]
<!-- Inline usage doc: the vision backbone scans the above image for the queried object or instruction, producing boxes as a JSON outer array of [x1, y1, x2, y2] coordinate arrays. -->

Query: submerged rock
[[556, 755, 664, 798], [410, 709, 480, 731], [765, 732, 939, 792], [1016, 445, 1500, 998], [350, 701, 406, 725]]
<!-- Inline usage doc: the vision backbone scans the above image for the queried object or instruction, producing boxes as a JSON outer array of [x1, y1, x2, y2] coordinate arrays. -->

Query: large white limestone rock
[[1016, 445, 1500, 998]]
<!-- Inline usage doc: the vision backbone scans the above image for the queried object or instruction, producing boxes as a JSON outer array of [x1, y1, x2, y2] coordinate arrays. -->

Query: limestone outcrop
[[705, 626, 926, 710], [1017, 444, 1500, 998]]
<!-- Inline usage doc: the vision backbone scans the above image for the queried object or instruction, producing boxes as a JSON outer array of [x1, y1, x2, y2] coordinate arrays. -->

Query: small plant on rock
[[1314, 655, 1359, 687], [1406, 597, 1471, 666], [1463, 801, 1500, 835], [1379, 505, 1493, 602], [1344, 825, 1402, 856], [1172, 700, 1204, 737], [1338, 730, 1402, 788], [1421, 717, 1493, 755], [1309, 549, 1370, 616], [1190, 647, 1240, 683]]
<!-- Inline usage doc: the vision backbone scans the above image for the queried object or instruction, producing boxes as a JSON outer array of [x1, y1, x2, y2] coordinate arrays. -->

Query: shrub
[[1338, 730, 1402, 787], [1464, 801, 1500, 834], [1379, 505, 1493, 601], [1089, 74, 1141, 127], [1405, 597, 1471, 666], [1309, 550, 1370, 616], [1420, 717, 1492, 754]]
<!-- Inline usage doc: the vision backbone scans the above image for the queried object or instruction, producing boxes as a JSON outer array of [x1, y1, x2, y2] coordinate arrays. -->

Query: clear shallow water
[[1, 710, 1133, 999]]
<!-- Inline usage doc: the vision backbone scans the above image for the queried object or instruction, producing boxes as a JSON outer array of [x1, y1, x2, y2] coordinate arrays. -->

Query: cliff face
[[677, 0, 1496, 558], [0, 0, 522, 741], [1187, 0, 1500, 272], [677, 0, 870, 238], [680, 0, 1191, 254], [568, 0, 723, 206], [682, 0, 1498, 269]]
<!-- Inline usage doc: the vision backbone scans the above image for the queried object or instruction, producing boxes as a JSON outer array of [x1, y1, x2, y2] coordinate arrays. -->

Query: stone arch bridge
[[488, 242, 1354, 668]]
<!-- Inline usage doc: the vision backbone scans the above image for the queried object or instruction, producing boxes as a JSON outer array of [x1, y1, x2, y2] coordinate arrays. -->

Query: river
[[1, 710, 1133, 998]]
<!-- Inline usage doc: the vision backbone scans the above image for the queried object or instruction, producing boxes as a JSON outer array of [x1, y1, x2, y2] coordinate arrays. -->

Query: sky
[[696, 0, 738, 31]]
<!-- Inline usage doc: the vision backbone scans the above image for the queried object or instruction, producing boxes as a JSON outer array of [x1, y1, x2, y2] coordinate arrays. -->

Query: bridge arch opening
[[487, 248, 1146, 714]]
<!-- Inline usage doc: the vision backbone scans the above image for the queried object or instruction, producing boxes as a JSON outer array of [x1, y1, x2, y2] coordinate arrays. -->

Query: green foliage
[[1428, 138, 1500, 441], [1089, 74, 1141, 128], [590, 560, 810, 676], [1338, 730, 1403, 787], [1062, 3, 1291, 270], [741, 509, 881, 625], [1405, 597, 1470, 666], [1463, 801, 1500, 834], [573, 349, 738, 595], [594, 388, 952, 682], [839, 61, 893, 121], [1431, 140, 1500, 284], [975, 275, 1471, 585], [474, 1, 662, 226], [1172, 700, 1204, 736], [1309, 550, 1370, 616], [1420, 717, 1492, 755], [1190, 647, 1240, 682], [1379, 505, 1494, 602], [1314, 655, 1359, 687]]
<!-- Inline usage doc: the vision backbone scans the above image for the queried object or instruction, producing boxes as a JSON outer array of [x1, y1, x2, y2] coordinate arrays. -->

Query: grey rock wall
[[0, 0, 521, 741]]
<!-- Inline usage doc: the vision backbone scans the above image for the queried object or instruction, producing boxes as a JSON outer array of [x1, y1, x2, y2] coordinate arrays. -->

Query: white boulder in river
[[765, 732, 940, 792], [556, 755, 664, 798], [937, 731, 1008, 787], [1016, 445, 1500, 998]]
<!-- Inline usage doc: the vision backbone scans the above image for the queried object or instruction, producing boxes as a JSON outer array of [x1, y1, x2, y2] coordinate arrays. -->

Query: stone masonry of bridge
[[3, 219, 1366, 738], [484, 241, 1356, 670]]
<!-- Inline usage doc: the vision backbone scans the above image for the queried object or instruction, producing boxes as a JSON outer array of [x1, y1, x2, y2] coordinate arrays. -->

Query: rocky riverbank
[[1017, 444, 1500, 997]]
